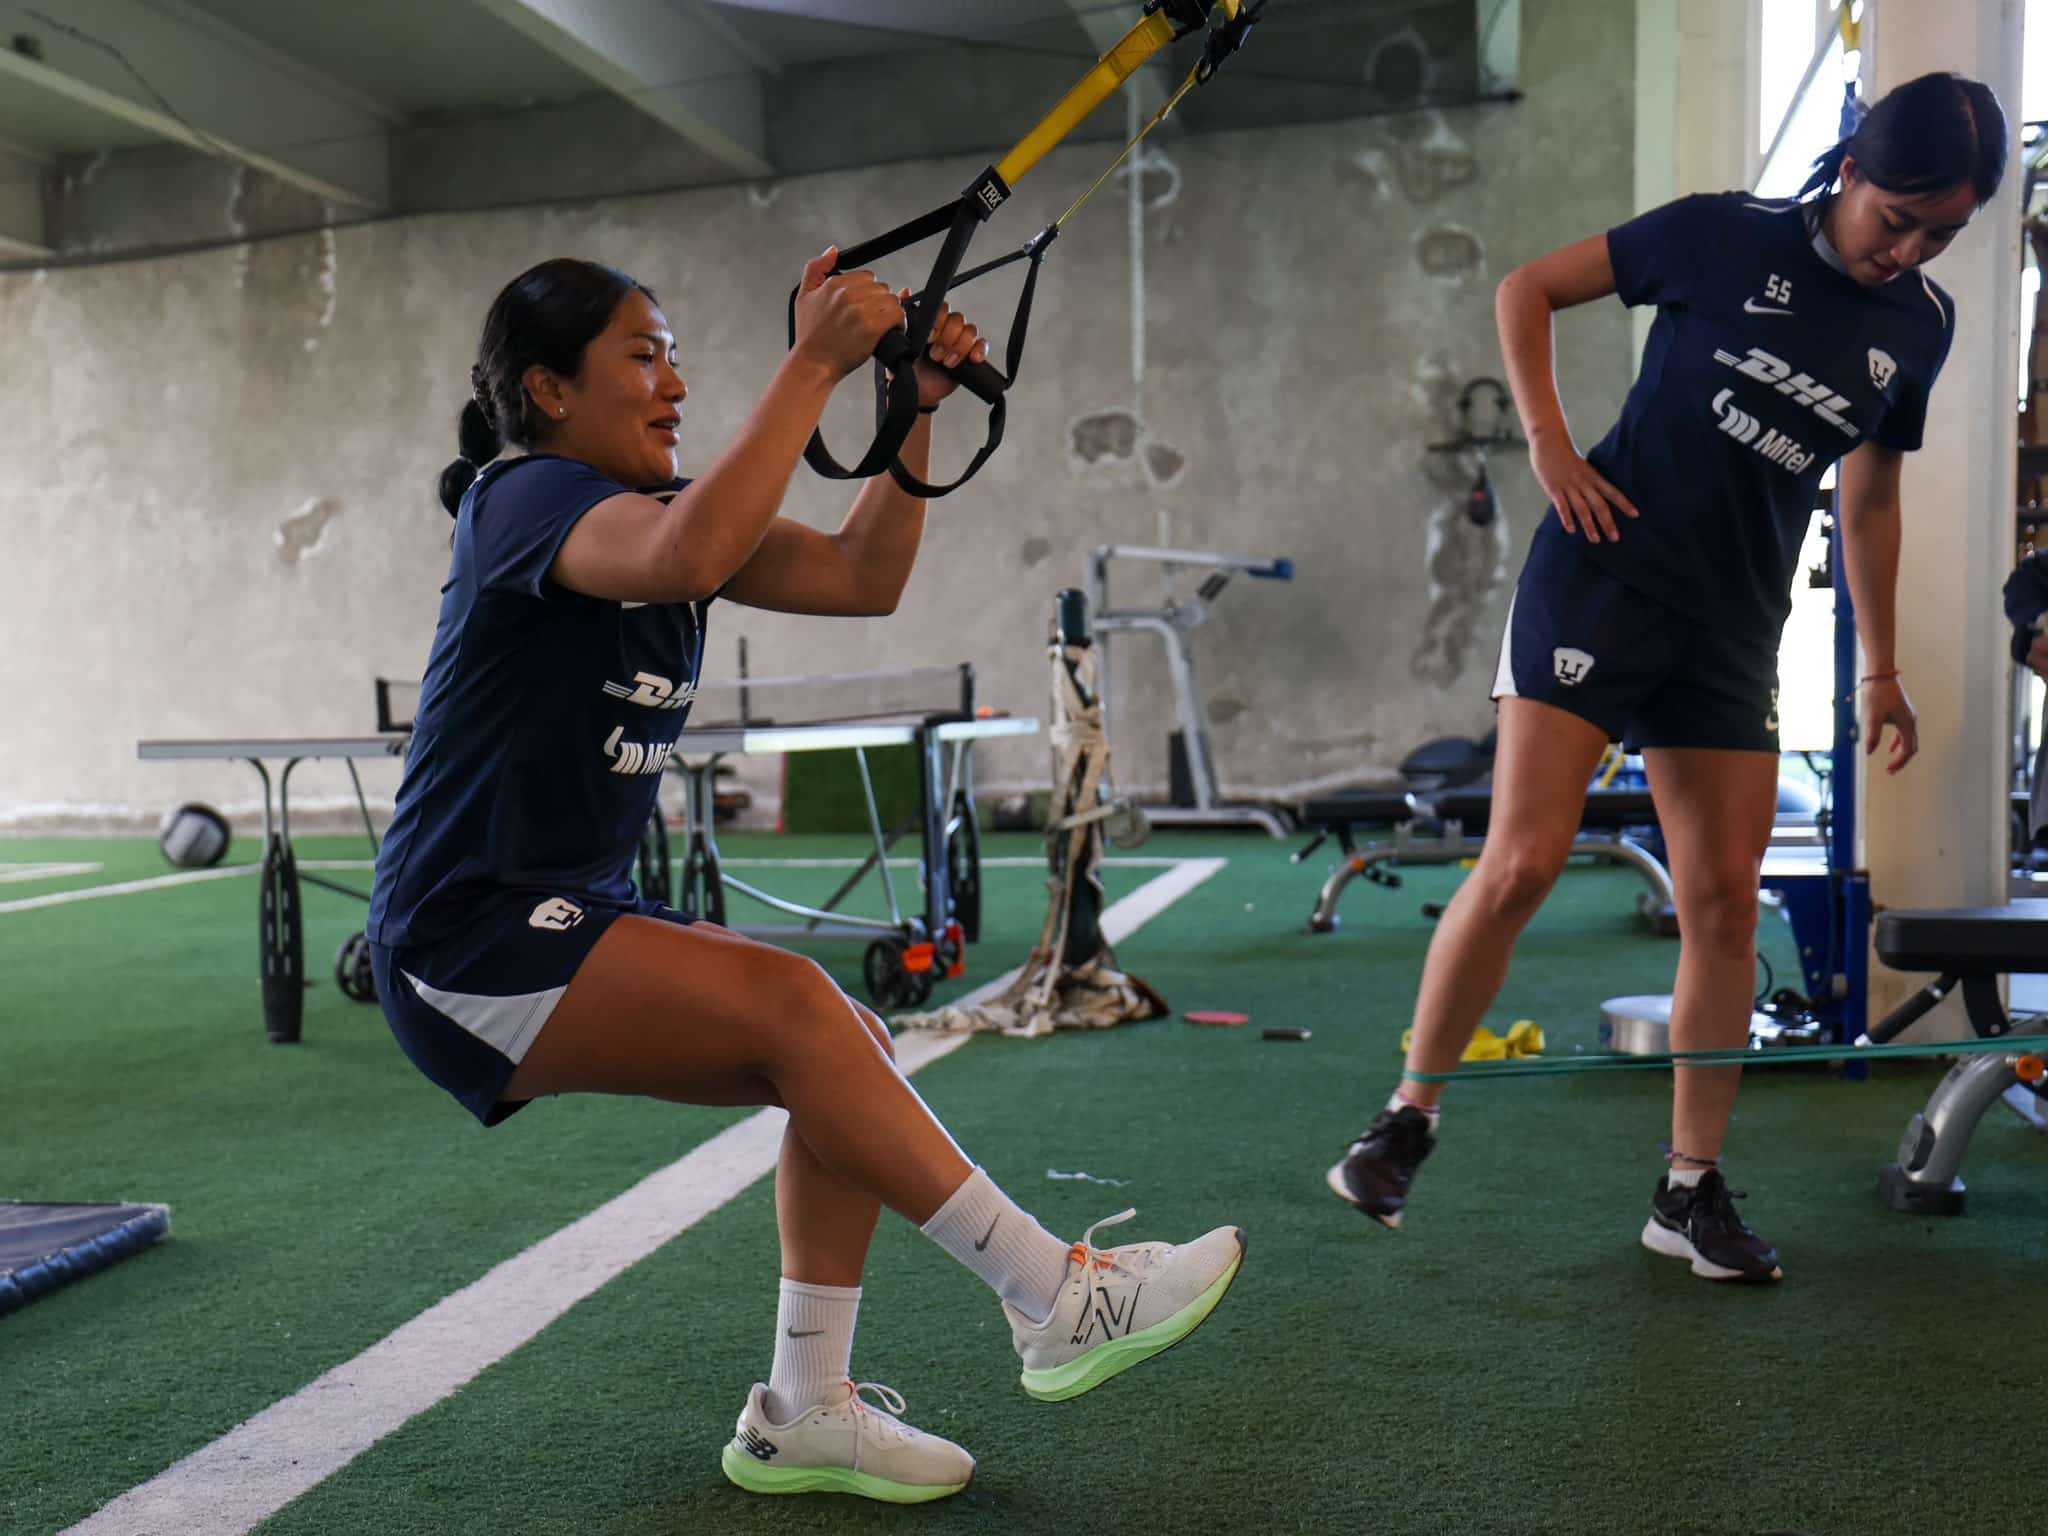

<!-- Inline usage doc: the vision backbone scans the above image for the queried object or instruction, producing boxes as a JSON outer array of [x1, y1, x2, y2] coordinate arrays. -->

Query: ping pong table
[[137, 735, 401, 1044], [139, 702, 1037, 1042]]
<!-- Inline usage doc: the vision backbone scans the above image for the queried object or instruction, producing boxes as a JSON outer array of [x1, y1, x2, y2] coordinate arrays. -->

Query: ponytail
[[1800, 71, 2008, 207], [437, 396, 503, 516], [1798, 136, 1851, 200], [435, 257, 655, 516]]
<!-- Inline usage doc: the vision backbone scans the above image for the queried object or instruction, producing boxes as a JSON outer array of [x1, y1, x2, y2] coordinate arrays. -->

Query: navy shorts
[[1493, 531, 1781, 753], [371, 892, 696, 1127]]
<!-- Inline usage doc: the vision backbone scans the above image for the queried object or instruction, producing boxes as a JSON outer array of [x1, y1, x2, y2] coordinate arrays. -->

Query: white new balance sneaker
[[1004, 1208, 1246, 1402], [719, 1380, 974, 1504]]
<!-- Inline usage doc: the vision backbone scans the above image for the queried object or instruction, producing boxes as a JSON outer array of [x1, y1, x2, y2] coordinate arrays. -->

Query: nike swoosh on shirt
[[1742, 299, 1794, 315]]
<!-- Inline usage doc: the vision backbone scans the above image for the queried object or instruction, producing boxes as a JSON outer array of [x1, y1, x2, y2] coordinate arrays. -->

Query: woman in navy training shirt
[[368, 250, 1245, 1503], [1330, 73, 2007, 1284]]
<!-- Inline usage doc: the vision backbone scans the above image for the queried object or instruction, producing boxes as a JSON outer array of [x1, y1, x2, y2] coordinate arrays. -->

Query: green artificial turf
[[3, 833, 2042, 1535]]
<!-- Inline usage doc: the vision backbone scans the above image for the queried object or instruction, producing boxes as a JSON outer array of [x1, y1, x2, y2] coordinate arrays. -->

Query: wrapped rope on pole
[[897, 590, 1165, 1038]]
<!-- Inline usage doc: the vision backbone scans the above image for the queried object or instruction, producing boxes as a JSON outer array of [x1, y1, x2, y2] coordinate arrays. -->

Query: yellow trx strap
[[998, 12, 1183, 186], [998, 1, 1243, 189], [797, 0, 1256, 498]]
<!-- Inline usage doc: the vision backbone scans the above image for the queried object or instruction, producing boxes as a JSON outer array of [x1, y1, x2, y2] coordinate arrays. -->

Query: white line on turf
[[720, 855, 1192, 869], [0, 857, 1185, 916], [0, 861, 103, 883], [0, 864, 259, 913], [0, 861, 371, 915], [60, 857, 1227, 1536]]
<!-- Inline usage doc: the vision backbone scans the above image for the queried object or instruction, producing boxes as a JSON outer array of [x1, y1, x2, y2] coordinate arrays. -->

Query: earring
[[557, 407, 566, 417]]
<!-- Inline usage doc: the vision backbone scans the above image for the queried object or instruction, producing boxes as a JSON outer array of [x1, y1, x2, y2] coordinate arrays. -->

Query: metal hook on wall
[[1427, 376, 1524, 528]]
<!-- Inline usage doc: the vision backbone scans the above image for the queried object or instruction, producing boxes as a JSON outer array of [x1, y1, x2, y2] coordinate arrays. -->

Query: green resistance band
[[1402, 1033, 2048, 1085]]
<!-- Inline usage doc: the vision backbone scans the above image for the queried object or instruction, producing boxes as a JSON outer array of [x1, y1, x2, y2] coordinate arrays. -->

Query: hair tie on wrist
[[1861, 669, 1900, 684]]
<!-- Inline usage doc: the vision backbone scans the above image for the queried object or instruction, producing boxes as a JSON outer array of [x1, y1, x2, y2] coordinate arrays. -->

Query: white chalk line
[[0, 861, 103, 884], [0, 857, 1187, 917]]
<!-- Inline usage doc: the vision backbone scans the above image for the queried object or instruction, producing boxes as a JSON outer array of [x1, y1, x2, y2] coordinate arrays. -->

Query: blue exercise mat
[[0, 1201, 171, 1317]]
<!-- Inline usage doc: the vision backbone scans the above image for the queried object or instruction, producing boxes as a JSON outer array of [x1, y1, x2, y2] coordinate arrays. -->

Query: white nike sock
[[920, 1166, 1072, 1325], [1665, 1165, 1709, 1189], [764, 1279, 860, 1422]]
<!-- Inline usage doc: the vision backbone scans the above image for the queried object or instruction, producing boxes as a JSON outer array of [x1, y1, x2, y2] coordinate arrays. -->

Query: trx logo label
[[1553, 647, 1595, 687], [736, 1426, 779, 1463], [964, 167, 1009, 218], [1711, 389, 1815, 474], [601, 671, 695, 710], [603, 726, 676, 776], [528, 898, 585, 931], [1071, 1282, 1143, 1348], [1711, 346, 1859, 438], [1868, 347, 1897, 391]]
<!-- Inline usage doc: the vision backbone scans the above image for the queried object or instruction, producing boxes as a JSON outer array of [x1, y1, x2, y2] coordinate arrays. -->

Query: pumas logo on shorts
[[528, 898, 585, 931], [1553, 647, 1595, 687], [1868, 347, 1897, 391]]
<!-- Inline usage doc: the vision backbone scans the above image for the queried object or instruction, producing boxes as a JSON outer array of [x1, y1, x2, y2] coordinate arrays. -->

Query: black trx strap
[[787, 0, 1261, 500], [787, 168, 1045, 500]]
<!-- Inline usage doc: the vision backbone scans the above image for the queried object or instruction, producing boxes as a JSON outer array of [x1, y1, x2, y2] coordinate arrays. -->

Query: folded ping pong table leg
[[676, 755, 727, 927], [257, 758, 307, 1044], [915, 727, 948, 945]]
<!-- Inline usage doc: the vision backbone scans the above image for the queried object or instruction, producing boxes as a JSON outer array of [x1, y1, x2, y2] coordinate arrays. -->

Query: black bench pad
[[1297, 788, 1658, 837], [1297, 790, 1412, 827], [1874, 901, 2048, 974]]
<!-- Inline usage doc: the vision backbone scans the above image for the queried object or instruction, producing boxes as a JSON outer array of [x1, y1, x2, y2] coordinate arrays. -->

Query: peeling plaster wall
[[0, 0, 1635, 829]]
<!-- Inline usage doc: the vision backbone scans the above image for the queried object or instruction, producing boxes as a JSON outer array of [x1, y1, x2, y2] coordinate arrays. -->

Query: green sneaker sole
[[719, 1444, 968, 1504], [1019, 1231, 1246, 1403]]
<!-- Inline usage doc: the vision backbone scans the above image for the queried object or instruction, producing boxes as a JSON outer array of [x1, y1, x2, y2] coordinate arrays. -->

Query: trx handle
[[872, 330, 1009, 406], [790, 173, 1013, 496], [792, 166, 1061, 500]]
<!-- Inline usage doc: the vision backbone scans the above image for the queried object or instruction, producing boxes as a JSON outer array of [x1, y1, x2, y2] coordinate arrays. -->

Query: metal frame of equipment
[[1087, 543, 1295, 837]]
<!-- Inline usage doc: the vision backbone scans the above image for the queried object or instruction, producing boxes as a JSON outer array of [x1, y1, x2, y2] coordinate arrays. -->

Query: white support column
[[1633, 0, 1754, 355], [1861, 0, 2024, 1033]]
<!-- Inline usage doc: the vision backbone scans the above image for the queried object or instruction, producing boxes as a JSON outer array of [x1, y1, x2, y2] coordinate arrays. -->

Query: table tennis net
[[375, 664, 974, 735]]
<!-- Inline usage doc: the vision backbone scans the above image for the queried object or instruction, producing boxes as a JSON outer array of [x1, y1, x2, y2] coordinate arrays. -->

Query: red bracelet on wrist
[[1861, 669, 1900, 684]]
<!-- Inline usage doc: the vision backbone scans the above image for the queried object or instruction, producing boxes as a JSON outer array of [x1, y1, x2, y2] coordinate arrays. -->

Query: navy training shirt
[[368, 457, 707, 947], [1552, 192, 1955, 635]]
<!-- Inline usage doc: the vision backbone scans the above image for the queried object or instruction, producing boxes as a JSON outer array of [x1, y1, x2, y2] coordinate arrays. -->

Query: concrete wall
[[0, 0, 1636, 831]]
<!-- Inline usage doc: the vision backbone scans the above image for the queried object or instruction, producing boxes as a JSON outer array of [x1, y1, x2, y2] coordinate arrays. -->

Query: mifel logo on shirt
[[603, 726, 676, 776]]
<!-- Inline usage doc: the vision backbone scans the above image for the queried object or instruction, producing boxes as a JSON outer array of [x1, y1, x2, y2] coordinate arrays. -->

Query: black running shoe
[[1326, 1107, 1435, 1228], [1640, 1169, 1783, 1283]]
